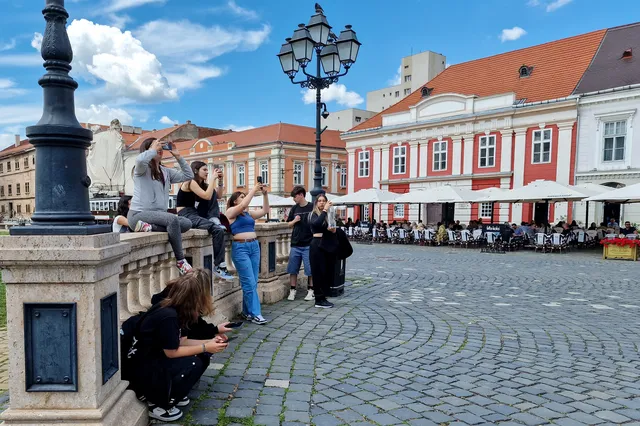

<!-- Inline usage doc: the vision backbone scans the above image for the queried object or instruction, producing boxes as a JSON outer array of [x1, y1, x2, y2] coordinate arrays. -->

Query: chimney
[[186, 120, 192, 125], [14, 135, 20, 147]]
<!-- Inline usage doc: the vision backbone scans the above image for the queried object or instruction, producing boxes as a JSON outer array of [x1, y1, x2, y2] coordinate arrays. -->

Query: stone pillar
[[452, 135, 463, 176], [0, 234, 147, 426], [512, 128, 528, 223], [555, 122, 575, 222]]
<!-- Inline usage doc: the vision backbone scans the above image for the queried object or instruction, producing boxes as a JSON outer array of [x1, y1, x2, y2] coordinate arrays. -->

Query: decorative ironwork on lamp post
[[277, 4, 361, 201], [11, 0, 110, 235]]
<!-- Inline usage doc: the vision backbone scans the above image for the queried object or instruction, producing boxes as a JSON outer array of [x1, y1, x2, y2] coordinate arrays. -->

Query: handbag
[[336, 228, 353, 260]]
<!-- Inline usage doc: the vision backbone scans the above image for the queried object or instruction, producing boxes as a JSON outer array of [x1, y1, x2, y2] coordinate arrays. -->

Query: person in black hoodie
[[309, 194, 338, 309]]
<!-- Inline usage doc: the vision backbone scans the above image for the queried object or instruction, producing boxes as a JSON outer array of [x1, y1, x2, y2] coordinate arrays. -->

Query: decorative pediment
[[411, 93, 476, 119]]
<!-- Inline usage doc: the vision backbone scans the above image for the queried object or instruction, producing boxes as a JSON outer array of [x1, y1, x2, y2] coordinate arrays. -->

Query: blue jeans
[[231, 240, 261, 317]]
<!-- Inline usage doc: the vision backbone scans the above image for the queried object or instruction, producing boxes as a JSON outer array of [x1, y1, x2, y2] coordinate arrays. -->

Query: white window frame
[[321, 165, 328, 187], [260, 161, 269, 184], [532, 129, 552, 164], [404, 88, 411, 96], [358, 150, 370, 177], [480, 202, 493, 218], [405, 75, 411, 82], [394, 204, 405, 218], [293, 162, 303, 185], [478, 135, 496, 168], [433, 141, 447, 171], [237, 164, 245, 187], [602, 120, 626, 162], [340, 166, 347, 188], [363, 205, 370, 220], [392, 145, 407, 175]]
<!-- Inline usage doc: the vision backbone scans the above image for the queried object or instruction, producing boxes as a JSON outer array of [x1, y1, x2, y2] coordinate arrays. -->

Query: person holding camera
[[286, 186, 314, 301], [176, 161, 233, 280], [225, 180, 270, 324], [128, 138, 194, 275]]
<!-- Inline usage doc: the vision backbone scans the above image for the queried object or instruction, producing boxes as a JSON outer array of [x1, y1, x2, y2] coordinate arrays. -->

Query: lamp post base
[[10, 224, 112, 236]]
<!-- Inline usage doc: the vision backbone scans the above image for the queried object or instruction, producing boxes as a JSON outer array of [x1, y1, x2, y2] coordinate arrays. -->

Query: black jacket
[[310, 211, 339, 253]]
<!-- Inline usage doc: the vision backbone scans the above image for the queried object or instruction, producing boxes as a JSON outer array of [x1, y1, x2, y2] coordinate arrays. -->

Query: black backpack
[[120, 304, 162, 383]]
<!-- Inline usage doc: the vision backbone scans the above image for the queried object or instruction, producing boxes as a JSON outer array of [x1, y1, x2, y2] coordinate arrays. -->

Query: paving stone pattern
[[177, 245, 640, 425], [43, 245, 640, 425]]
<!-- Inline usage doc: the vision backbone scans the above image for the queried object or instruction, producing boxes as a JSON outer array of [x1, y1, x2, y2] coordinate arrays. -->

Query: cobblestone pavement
[[180, 245, 640, 426]]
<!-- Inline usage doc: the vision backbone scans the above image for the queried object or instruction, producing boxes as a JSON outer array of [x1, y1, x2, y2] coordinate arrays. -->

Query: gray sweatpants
[[178, 207, 226, 267], [128, 210, 192, 260]]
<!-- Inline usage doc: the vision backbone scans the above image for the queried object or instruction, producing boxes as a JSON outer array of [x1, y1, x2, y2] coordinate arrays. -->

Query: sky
[[0, 0, 638, 150]]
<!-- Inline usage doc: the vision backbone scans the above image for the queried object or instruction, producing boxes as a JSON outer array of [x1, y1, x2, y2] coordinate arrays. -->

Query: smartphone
[[227, 321, 243, 329], [162, 143, 171, 151], [257, 176, 263, 184]]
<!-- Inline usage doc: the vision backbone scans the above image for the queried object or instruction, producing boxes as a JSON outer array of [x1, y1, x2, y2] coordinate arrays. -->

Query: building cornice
[[380, 171, 512, 185]]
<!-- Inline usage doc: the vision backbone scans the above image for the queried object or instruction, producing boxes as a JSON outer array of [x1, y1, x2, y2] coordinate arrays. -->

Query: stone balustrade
[[119, 222, 293, 324]]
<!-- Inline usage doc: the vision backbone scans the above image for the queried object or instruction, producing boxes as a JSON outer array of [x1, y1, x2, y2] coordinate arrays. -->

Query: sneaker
[[240, 312, 253, 321], [252, 315, 268, 325], [134, 220, 153, 233], [214, 266, 234, 281], [315, 299, 334, 309], [304, 289, 314, 301], [169, 396, 190, 407], [148, 405, 183, 422], [287, 289, 297, 301], [176, 259, 192, 275]]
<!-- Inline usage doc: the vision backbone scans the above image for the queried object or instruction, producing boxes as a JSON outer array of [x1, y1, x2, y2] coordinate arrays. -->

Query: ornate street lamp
[[277, 4, 361, 201], [11, 0, 109, 235]]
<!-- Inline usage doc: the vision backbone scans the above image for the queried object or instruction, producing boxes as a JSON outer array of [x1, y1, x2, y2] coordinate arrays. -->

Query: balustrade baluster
[[138, 263, 153, 309]]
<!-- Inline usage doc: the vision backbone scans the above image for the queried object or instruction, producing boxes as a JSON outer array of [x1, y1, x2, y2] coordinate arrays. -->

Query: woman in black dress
[[309, 194, 338, 309]]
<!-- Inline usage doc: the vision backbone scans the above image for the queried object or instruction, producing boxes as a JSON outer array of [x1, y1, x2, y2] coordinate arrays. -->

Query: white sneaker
[[252, 315, 268, 325], [287, 289, 296, 301], [148, 405, 183, 422], [176, 259, 192, 275], [134, 220, 153, 232], [304, 290, 314, 301]]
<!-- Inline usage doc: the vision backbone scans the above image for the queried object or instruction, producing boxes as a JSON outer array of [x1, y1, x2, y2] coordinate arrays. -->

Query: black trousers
[[133, 353, 209, 409], [178, 207, 226, 267], [309, 239, 336, 302]]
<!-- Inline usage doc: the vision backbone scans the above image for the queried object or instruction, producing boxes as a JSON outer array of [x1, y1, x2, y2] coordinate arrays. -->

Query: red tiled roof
[[350, 28, 608, 132], [0, 139, 32, 158], [128, 124, 187, 150]]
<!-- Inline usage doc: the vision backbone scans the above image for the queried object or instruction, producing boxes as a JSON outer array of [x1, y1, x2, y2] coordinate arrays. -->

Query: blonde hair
[[161, 268, 213, 327], [312, 194, 328, 218]]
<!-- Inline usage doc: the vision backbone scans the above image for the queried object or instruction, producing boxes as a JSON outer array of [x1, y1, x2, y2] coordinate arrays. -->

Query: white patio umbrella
[[305, 192, 340, 203], [570, 183, 612, 226], [393, 185, 476, 204], [248, 194, 295, 208], [585, 182, 640, 203], [331, 188, 399, 205], [490, 180, 587, 203]]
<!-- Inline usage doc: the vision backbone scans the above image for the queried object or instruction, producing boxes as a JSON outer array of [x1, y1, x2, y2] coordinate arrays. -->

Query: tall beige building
[[366, 50, 446, 112], [0, 137, 36, 219]]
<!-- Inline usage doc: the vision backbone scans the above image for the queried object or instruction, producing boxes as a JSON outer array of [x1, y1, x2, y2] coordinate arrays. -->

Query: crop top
[[230, 212, 255, 235], [176, 188, 198, 208]]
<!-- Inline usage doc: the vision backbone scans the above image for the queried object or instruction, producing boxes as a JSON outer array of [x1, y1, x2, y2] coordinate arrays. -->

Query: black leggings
[[309, 238, 336, 302]]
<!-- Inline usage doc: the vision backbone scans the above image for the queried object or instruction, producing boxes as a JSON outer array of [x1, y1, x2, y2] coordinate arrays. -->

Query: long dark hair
[[117, 195, 132, 217], [191, 161, 208, 189], [227, 191, 244, 210], [140, 138, 165, 184], [161, 268, 213, 327]]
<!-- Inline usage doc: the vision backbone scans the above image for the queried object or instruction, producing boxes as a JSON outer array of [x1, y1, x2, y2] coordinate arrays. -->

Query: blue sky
[[0, 0, 638, 149]]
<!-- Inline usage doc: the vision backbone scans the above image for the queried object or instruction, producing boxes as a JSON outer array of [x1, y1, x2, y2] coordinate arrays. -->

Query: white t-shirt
[[112, 215, 128, 233]]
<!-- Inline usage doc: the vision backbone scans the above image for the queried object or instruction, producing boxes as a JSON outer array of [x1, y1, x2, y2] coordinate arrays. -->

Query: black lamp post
[[11, 0, 110, 235], [277, 4, 361, 202]]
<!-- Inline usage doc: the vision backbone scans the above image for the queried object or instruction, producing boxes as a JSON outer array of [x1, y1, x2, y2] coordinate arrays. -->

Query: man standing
[[196, 165, 233, 280], [286, 186, 314, 301]]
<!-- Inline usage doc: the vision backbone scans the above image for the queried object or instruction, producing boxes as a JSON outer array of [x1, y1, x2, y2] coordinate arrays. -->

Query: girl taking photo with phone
[[128, 138, 194, 275], [225, 180, 270, 324]]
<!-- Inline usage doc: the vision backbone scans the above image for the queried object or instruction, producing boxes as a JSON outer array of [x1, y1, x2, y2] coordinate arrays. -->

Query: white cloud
[[527, 0, 541, 6], [32, 19, 178, 102], [31, 33, 42, 50], [227, 124, 255, 131], [0, 79, 27, 98], [302, 84, 364, 108], [164, 65, 224, 90], [0, 54, 42, 67], [104, 0, 165, 13], [500, 27, 527, 42], [0, 105, 42, 126], [106, 13, 132, 29], [226, 1, 258, 20], [76, 104, 133, 125], [0, 134, 17, 151], [135, 20, 270, 63], [546, 0, 572, 11], [388, 65, 401, 86], [159, 115, 178, 125], [0, 39, 16, 52]]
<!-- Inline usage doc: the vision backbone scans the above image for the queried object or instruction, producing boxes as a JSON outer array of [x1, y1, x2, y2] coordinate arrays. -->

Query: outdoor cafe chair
[[459, 230, 475, 248], [550, 233, 569, 253], [534, 232, 550, 253], [485, 232, 500, 249], [447, 230, 460, 247]]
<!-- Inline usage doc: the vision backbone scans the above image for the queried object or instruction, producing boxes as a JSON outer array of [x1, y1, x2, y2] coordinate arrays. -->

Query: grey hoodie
[[130, 149, 194, 212]]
